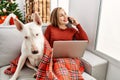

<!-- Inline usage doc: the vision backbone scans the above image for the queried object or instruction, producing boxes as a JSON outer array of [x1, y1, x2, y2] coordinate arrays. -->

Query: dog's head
[[14, 13, 44, 54]]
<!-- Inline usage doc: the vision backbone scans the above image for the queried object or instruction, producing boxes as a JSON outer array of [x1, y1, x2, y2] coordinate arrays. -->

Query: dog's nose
[[32, 50, 38, 54]]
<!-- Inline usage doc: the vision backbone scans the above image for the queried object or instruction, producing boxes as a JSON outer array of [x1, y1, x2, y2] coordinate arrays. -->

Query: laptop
[[53, 40, 88, 58]]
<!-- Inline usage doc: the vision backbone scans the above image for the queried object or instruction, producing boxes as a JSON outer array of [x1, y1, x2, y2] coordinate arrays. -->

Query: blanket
[[4, 38, 84, 80]]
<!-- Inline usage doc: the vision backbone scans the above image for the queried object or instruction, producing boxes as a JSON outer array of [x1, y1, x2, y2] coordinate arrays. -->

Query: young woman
[[36, 7, 88, 80], [5, 7, 88, 80]]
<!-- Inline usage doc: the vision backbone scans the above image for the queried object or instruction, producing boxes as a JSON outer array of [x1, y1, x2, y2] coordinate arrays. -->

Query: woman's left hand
[[68, 17, 79, 26]]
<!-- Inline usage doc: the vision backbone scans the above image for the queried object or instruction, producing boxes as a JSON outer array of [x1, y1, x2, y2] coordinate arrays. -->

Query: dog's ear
[[33, 12, 42, 26], [14, 18, 24, 31]]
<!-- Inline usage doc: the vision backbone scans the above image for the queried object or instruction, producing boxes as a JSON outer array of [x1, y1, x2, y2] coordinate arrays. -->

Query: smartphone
[[68, 17, 73, 24]]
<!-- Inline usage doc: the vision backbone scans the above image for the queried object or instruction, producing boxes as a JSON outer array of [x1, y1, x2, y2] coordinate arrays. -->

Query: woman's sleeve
[[74, 24, 89, 40], [44, 25, 51, 42]]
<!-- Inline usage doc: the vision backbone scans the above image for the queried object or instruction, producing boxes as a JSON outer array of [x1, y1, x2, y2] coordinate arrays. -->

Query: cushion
[[0, 25, 23, 67]]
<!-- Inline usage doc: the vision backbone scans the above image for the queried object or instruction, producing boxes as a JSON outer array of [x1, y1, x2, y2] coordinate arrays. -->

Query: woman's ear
[[14, 18, 24, 31], [33, 12, 42, 26]]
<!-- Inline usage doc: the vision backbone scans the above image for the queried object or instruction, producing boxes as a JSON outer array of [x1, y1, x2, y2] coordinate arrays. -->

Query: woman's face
[[58, 9, 68, 25]]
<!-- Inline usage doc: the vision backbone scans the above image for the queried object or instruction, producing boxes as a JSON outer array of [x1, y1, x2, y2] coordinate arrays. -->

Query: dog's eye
[[36, 34, 39, 36], [25, 36, 28, 39]]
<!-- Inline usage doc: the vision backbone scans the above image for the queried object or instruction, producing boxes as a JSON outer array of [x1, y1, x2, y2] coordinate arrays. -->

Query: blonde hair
[[50, 7, 63, 27]]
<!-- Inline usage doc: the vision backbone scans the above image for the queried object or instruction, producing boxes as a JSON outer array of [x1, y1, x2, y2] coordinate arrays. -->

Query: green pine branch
[[0, 0, 24, 22]]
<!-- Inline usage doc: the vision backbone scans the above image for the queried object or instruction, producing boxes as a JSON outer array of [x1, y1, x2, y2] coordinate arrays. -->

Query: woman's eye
[[25, 36, 28, 39]]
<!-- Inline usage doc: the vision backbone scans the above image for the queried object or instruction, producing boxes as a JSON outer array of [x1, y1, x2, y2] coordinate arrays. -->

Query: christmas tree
[[0, 0, 24, 22]]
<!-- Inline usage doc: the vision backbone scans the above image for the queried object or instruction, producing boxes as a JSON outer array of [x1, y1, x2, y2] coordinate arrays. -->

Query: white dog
[[10, 13, 44, 80]]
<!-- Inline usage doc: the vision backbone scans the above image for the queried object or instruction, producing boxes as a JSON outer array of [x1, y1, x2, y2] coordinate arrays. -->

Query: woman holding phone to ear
[[40, 7, 89, 80]]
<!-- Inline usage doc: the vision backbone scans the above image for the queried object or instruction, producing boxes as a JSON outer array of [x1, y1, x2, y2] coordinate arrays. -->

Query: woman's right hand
[[68, 17, 79, 26]]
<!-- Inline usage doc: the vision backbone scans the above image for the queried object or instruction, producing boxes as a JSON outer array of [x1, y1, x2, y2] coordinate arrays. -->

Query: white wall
[[69, 0, 120, 80]]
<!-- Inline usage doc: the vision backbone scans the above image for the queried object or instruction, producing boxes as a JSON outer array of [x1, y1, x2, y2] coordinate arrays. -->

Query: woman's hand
[[68, 17, 79, 26]]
